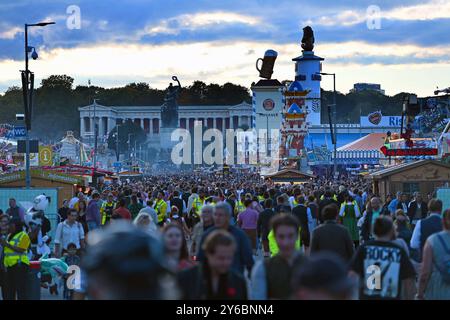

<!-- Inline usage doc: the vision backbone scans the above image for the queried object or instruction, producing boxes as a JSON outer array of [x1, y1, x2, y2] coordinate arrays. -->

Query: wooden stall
[[371, 160, 450, 201], [0, 169, 87, 207]]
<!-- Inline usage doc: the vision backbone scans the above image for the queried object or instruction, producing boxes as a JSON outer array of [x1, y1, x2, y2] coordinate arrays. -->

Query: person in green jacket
[[339, 195, 361, 247], [128, 195, 144, 220]]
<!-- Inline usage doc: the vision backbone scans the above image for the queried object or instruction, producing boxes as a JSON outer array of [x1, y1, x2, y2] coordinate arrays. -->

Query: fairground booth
[[370, 160, 450, 201]]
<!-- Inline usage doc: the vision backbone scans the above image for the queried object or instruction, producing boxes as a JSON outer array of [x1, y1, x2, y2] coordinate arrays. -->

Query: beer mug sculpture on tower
[[256, 50, 278, 79]]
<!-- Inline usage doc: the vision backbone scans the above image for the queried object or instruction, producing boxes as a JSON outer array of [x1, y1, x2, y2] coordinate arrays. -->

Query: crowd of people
[[0, 171, 449, 300]]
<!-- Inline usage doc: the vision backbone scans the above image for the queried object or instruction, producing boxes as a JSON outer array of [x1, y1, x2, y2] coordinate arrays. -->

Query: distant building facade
[[351, 83, 385, 95], [78, 102, 253, 141]]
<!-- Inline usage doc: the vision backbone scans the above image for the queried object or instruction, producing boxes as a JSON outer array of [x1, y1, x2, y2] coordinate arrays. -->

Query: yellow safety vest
[[320, 195, 338, 201], [292, 199, 299, 207], [268, 229, 301, 256], [101, 201, 116, 225], [4, 231, 30, 268], [155, 199, 168, 223], [236, 200, 245, 214], [192, 198, 205, 217], [257, 195, 265, 203]]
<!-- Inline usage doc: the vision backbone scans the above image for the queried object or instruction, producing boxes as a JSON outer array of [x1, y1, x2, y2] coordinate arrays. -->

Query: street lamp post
[[319, 72, 337, 176], [115, 124, 121, 162], [22, 21, 55, 189], [134, 139, 137, 164], [128, 133, 134, 164], [92, 99, 99, 171]]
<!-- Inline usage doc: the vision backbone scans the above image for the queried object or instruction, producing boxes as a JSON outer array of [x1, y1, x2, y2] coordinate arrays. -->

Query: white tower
[[292, 51, 324, 126], [252, 79, 284, 154]]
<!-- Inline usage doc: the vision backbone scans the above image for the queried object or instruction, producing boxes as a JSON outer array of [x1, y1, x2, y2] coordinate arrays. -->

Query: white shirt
[[410, 212, 441, 250], [54, 220, 85, 250]]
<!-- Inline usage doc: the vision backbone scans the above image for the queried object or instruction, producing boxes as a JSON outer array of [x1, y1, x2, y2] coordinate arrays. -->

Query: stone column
[[98, 117, 105, 138], [222, 118, 226, 132], [80, 117, 85, 137], [149, 118, 153, 135], [107, 117, 114, 134], [90, 117, 94, 134]]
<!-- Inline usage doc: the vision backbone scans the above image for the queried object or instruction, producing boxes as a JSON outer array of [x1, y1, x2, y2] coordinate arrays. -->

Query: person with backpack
[[417, 209, 450, 300]]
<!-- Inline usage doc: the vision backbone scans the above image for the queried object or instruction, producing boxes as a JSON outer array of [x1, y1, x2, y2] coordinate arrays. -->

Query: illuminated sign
[[380, 146, 438, 156], [360, 116, 406, 127]]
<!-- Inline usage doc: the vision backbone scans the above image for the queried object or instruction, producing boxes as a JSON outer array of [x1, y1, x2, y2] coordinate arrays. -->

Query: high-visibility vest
[[155, 199, 168, 223], [101, 201, 116, 225], [320, 195, 338, 201], [292, 199, 299, 207], [4, 231, 30, 268], [236, 200, 245, 214], [268, 229, 301, 256], [192, 198, 205, 217], [205, 197, 217, 205], [257, 195, 265, 203]]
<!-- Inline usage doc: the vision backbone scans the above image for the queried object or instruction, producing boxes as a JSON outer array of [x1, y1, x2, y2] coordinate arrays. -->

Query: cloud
[[305, 0, 450, 27], [141, 11, 263, 36], [1, 39, 449, 96], [0, 0, 449, 97], [0, 26, 22, 39], [385, 0, 450, 21]]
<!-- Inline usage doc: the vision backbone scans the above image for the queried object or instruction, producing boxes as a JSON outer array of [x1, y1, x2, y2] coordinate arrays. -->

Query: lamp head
[[31, 48, 38, 60], [35, 22, 55, 27]]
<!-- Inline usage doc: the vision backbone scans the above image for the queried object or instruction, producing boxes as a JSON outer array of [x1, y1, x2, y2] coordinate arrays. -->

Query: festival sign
[[39, 146, 53, 166], [380, 146, 438, 157], [360, 115, 404, 127], [368, 111, 382, 125], [31, 169, 85, 185], [262, 99, 275, 111]]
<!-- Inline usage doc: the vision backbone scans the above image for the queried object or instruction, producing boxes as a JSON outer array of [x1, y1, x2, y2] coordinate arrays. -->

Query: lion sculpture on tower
[[301, 26, 315, 51]]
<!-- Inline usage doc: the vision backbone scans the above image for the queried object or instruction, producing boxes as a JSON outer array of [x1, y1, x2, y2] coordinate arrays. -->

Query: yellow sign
[[39, 146, 53, 166]]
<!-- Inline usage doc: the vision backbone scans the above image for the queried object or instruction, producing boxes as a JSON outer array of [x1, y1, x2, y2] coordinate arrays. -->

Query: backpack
[[435, 234, 450, 284]]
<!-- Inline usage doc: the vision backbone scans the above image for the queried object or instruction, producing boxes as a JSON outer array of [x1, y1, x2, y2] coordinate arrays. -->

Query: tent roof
[[370, 160, 450, 179], [264, 168, 316, 180], [337, 133, 386, 151]]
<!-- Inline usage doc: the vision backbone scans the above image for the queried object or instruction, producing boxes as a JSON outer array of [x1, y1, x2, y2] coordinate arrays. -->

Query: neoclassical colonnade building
[[78, 102, 254, 143]]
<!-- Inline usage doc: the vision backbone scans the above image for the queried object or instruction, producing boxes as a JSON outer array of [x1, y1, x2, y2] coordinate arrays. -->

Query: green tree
[[107, 119, 146, 160], [40, 75, 74, 90], [0, 86, 24, 124]]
